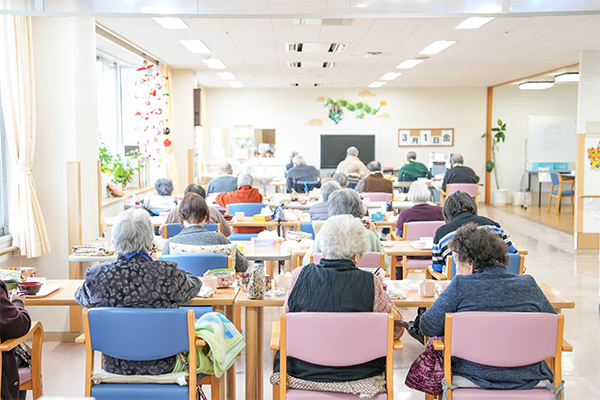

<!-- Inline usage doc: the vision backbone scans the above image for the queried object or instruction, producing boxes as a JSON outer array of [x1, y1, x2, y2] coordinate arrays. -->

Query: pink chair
[[361, 192, 392, 202], [441, 312, 565, 400], [401, 220, 445, 279], [273, 312, 396, 399], [311, 252, 385, 269], [441, 184, 479, 206]]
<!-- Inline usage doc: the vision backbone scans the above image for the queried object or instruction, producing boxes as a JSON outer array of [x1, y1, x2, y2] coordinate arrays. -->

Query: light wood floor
[[492, 203, 575, 234], [25, 205, 598, 399]]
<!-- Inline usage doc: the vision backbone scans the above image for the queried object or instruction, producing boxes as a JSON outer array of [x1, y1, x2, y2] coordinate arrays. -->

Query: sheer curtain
[[160, 63, 183, 193], [0, 15, 51, 257]]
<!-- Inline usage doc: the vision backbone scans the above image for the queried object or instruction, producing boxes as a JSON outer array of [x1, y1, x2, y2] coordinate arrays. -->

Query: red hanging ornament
[[164, 139, 172, 147]]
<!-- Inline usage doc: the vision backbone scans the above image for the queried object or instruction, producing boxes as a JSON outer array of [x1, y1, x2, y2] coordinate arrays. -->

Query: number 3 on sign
[[399, 130, 410, 146]]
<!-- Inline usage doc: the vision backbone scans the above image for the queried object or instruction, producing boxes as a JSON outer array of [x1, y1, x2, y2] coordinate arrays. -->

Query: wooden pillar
[[67, 161, 83, 332], [188, 148, 195, 185], [485, 86, 493, 205]]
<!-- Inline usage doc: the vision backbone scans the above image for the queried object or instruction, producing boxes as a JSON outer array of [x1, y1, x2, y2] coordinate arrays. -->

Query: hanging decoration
[[587, 141, 600, 170], [322, 98, 387, 124]]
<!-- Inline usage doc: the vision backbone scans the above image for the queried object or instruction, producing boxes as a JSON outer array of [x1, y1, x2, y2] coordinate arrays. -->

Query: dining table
[[235, 278, 574, 400], [25, 279, 239, 400]]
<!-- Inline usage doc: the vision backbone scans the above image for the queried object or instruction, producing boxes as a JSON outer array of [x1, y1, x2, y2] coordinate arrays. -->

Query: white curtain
[[0, 15, 51, 257]]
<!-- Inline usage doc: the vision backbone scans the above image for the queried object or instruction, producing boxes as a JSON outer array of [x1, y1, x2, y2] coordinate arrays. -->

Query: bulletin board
[[398, 128, 454, 147], [528, 116, 576, 163]]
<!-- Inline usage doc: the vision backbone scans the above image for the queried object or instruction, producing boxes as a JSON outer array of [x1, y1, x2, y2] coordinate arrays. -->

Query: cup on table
[[201, 276, 218, 291], [235, 212, 245, 221], [418, 279, 436, 297], [275, 274, 292, 289]]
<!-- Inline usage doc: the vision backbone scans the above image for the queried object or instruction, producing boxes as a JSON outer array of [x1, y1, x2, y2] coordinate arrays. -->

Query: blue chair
[[299, 222, 315, 239], [163, 223, 184, 238], [226, 203, 267, 241], [446, 253, 525, 279], [291, 178, 321, 193], [548, 172, 574, 214], [82, 307, 219, 400], [160, 254, 231, 319], [204, 223, 220, 232]]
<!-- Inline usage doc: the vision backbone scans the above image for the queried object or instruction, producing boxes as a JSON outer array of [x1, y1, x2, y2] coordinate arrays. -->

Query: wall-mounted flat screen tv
[[320, 134, 375, 169]]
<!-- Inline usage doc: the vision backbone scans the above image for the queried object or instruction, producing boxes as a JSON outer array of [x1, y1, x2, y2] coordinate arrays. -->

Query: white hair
[[320, 181, 342, 201], [292, 155, 306, 165], [154, 177, 174, 196], [237, 173, 253, 187], [451, 153, 464, 164], [346, 146, 359, 156], [218, 162, 232, 173], [112, 208, 154, 255], [319, 215, 370, 260], [327, 189, 365, 219], [408, 180, 432, 203]]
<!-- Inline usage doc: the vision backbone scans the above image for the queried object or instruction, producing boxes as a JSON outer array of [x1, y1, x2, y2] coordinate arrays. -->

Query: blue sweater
[[419, 264, 556, 389]]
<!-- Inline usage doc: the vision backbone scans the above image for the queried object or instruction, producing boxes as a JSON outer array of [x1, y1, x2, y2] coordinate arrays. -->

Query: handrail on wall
[[0, 245, 18, 257]]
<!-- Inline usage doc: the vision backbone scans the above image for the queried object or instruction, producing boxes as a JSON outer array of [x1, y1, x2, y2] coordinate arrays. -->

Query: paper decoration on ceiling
[[315, 96, 326, 102], [305, 118, 324, 126], [377, 113, 391, 118], [358, 90, 375, 97], [322, 98, 387, 124], [587, 141, 600, 170], [136, 59, 154, 71]]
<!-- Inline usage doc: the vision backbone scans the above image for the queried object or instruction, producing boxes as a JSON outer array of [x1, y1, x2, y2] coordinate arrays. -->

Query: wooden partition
[[67, 161, 83, 332]]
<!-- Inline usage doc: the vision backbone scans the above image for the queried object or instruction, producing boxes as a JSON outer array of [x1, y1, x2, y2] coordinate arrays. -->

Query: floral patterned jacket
[[75, 253, 201, 375]]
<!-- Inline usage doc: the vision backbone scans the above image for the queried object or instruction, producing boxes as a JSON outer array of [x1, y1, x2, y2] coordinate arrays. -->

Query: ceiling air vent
[[286, 43, 346, 53], [290, 83, 299, 86], [287, 61, 335, 68], [364, 52, 383, 58]]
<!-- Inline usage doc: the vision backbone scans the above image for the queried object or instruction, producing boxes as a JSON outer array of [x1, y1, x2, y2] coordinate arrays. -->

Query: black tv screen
[[320, 135, 375, 169]]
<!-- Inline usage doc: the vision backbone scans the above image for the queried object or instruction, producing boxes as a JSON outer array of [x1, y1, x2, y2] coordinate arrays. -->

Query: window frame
[[0, 92, 9, 237]]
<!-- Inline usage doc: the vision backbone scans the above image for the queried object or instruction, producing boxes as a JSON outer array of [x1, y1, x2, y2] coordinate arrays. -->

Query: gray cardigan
[[163, 225, 248, 272], [419, 264, 556, 390]]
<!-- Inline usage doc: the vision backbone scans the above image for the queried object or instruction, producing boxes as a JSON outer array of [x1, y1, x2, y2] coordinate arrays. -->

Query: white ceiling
[[9, 0, 600, 88]]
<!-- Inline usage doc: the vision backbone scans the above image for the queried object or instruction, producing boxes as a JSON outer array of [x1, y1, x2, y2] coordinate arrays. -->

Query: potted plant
[[482, 119, 508, 205], [99, 143, 141, 195]]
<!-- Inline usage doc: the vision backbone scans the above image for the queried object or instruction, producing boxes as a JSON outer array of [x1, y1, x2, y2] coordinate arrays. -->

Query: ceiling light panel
[[519, 81, 555, 90], [218, 72, 236, 80], [455, 17, 494, 29], [396, 59, 424, 69], [368, 81, 386, 88], [555, 72, 579, 82], [153, 18, 188, 29], [420, 41, 456, 55], [203, 59, 226, 69], [380, 72, 402, 81], [180, 40, 210, 54]]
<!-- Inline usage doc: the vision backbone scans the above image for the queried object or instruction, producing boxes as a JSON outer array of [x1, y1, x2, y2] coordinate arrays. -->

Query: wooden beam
[[490, 63, 579, 88], [188, 148, 195, 185], [485, 86, 493, 205], [67, 161, 83, 333]]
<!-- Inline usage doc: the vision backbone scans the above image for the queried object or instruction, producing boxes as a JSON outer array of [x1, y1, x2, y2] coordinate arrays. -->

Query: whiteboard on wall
[[528, 116, 576, 163]]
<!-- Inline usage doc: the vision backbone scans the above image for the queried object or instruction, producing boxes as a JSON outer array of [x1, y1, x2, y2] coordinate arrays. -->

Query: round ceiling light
[[555, 72, 579, 82], [518, 81, 555, 90]]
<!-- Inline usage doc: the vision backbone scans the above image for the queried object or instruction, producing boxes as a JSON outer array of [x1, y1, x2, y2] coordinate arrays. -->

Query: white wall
[[171, 69, 196, 187], [0, 17, 100, 332], [492, 83, 578, 200], [204, 87, 488, 180]]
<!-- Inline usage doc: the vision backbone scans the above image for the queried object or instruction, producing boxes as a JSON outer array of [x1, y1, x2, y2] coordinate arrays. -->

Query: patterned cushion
[[270, 372, 386, 399], [168, 243, 237, 267]]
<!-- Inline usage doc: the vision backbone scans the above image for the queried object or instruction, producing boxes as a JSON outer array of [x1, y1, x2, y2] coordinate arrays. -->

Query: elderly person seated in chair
[[415, 223, 557, 390], [163, 192, 248, 272], [309, 181, 342, 221], [75, 208, 201, 376], [143, 177, 178, 211], [273, 215, 404, 389], [302, 189, 390, 272]]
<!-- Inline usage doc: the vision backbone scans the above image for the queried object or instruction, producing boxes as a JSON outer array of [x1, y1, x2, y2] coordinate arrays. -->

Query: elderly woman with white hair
[[143, 177, 178, 211], [395, 180, 443, 237], [75, 208, 201, 376], [273, 215, 403, 388], [302, 189, 390, 271], [308, 180, 341, 221]]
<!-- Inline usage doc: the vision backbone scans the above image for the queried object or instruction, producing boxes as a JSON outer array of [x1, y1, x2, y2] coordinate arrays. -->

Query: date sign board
[[398, 128, 454, 147]]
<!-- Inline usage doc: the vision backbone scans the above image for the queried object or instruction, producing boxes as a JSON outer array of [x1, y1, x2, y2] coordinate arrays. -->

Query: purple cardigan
[[396, 203, 444, 236]]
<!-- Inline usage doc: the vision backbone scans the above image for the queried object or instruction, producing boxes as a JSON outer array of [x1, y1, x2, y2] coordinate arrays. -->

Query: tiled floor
[[32, 206, 599, 399]]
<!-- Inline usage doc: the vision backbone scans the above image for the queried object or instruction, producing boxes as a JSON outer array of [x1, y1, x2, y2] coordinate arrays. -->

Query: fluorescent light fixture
[[455, 17, 494, 29], [203, 59, 226, 69], [229, 81, 244, 88], [396, 59, 423, 69], [420, 41, 456, 55], [217, 72, 236, 81], [555, 72, 579, 82], [380, 72, 402, 81], [154, 18, 188, 29], [519, 81, 555, 90], [368, 81, 386, 88], [180, 40, 210, 54]]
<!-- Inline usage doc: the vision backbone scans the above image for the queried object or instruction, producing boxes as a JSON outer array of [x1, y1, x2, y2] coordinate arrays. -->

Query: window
[[96, 57, 120, 152], [0, 90, 9, 237]]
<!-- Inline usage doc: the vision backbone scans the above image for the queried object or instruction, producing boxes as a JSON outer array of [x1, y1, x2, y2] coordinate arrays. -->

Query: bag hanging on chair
[[404, 337, 444, 395]]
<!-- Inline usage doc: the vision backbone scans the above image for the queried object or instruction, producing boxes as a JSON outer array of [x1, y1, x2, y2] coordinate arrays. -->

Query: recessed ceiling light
[[420, 41, 456, 55], [519, 81, 555, 90], [396, 59, 424, 69], [180, 40, 210, 54], [153, 18, 188, 29], [380, 72, 402, 81], [555, 72, 579, 82], [455, 17, 494, 29], [203, 59, 226, 69], [368, 81, 386, 88], [217, 72, 236, 81], [229, 81, 244, 88]]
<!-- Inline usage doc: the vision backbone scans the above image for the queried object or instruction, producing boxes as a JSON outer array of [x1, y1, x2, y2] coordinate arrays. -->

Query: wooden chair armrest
[[195, 338, 207, 347], [0, 321, 42, 351], [562, 339, 573, 352], [432, 339, 445, 351], [75, 333, 86, 345], [270, 321, 280, 351], [393, 339, 403, 351], [426, 266, 447, 281], [390, 232, 403, 241]]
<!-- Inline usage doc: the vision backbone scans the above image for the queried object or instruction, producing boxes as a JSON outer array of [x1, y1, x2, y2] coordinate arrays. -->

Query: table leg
[[213, 305, 228, 400], [223, 305, 236, 400], [539, 181, 542, 208], [258, 307, 264, 400], [245, 306, 260, 399], [265, 260, 275, 277]]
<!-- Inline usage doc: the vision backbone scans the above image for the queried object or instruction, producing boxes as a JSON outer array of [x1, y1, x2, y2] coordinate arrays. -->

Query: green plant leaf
[[502, 123, 506, 130], [486, 160, 494, 172], [497, 119, 503, 126], [481, 132, 488, 138], [491, 127, 500, 132]]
